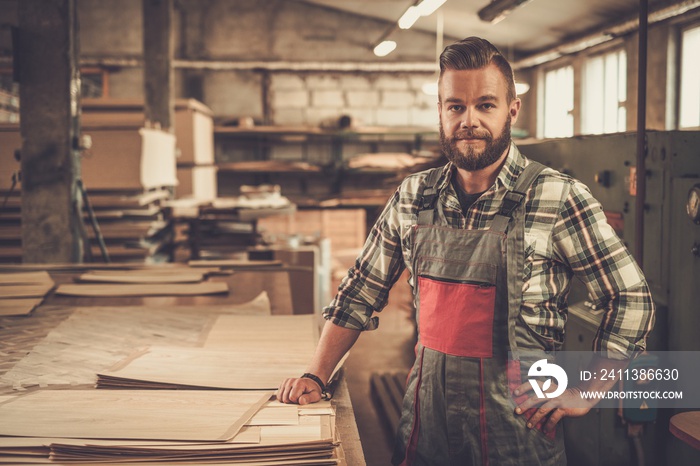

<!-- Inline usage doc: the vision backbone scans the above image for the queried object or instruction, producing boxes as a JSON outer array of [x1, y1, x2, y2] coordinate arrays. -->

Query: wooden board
[[189, 259, 283, 268], [0, 298, 42, 316], [54, 282, 228, 297], [0, 389, 272, 441], [0, 271, 52, 285], [76, 272, 205, 284], [0, 293, 270, 390], [97, 346, 310, 390], [0, 283, 54, 299], [204, 314, 318, 354]]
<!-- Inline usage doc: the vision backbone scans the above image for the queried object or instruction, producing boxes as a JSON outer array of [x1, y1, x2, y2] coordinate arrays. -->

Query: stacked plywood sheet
[[0, 99, 216, 263], [96, 315, 318, 389], [0, 271, 54, 316], [0, 395, 343, 464], [0, 294, 348, 464], [0, 189, 174, 264]]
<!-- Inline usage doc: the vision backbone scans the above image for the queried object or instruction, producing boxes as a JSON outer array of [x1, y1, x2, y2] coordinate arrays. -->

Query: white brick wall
[[272, 74, 306, 90], [274, 108, 306, 125], [376, 108, 410, 126], [265, 72, 440, 128], [306, 75, 341, 89], [374, 76, 410, 90], [346, 90, 379, 108], [339, 75, 372, 90], [381, 90, 415, 108], [273, 89, 309, 108], [311, 90, 345, 108]]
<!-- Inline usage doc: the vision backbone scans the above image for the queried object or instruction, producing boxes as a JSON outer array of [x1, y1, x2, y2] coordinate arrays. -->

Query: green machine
[[520, 131, 700, 466]]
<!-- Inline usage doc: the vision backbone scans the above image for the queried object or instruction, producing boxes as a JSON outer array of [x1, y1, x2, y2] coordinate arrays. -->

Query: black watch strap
[[301, 373, 332, 400]]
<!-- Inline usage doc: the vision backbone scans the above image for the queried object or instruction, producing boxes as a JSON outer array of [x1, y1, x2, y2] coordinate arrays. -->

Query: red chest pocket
[[417, 275, 496, 358]]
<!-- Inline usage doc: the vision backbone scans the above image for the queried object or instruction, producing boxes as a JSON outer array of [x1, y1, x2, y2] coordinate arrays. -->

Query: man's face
[[438, 64, 520, 172]]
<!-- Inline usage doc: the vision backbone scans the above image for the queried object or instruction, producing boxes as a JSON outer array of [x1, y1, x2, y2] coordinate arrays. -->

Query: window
[[582, 49, 627, 134], [679, 24, 700, 128], [541, 65, 574, 138]]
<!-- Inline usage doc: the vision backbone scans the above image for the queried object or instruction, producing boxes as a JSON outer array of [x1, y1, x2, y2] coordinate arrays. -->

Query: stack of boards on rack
[[0, 272, 347, 465]]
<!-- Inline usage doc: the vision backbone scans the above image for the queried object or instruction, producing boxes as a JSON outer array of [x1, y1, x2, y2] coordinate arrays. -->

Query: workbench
[[0, 264, 365, 465]]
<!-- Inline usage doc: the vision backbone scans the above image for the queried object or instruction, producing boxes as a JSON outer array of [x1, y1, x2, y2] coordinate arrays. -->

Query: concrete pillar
[[177, 0, 211, 102], [143, 0, 174, 130], [18, 0, 83, 263]]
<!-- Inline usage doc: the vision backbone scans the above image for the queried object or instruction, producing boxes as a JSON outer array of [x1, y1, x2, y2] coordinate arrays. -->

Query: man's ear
[[509, 98, 522, 125]]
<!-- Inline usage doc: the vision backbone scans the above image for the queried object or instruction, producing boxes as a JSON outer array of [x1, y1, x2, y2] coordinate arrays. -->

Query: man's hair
[[439, 37, 517, 102]]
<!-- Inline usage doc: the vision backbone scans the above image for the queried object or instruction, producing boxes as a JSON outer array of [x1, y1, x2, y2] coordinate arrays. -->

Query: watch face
[[688, 185, 700, 223]]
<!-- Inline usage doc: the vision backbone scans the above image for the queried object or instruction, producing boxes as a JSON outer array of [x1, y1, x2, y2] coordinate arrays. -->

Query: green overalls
[[392, 161, 567, 466]]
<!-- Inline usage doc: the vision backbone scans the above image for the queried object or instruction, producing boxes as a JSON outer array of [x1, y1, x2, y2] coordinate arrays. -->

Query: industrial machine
[[521, 130, 700, 466]]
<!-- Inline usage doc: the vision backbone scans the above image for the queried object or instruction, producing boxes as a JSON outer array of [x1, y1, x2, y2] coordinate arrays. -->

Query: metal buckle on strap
[[499, 191, 525, 217]]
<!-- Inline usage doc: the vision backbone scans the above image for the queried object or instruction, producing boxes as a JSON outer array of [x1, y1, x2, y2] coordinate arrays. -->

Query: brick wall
[[271, 73, 438, 127]]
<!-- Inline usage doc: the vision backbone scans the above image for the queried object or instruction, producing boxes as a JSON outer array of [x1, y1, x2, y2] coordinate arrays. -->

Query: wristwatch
[[301, 373, 332, 400]]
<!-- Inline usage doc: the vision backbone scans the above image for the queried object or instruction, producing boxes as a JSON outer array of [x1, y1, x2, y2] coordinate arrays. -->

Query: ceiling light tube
[[417, 0, 447, 17], [374, 40, 397, 57], [398, 6, 421, 29], [478, 0, 533, 24], [515, 82, 530, 95]]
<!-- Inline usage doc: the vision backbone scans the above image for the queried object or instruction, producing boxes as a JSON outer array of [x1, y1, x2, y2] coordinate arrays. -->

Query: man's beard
[[440, 119, 511, 171]]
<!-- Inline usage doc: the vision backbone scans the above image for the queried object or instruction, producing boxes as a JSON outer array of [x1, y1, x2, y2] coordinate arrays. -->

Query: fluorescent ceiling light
[[398, 6, 421, 29], [399, 0, 447, 30], [417, 0, 447, 17], [515, 82, 530, 95], [374, 40, 397, 57], [478, 0, 533, 24]]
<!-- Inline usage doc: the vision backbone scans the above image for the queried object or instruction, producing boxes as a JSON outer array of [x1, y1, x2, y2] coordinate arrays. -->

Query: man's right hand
[[276, 377, 323, 405]]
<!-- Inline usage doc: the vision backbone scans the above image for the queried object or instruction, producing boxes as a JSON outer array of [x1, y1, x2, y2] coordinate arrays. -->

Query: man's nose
[[460, 108, 479, 128]]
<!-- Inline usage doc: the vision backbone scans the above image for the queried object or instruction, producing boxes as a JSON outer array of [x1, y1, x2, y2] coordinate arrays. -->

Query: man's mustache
[[452, 130, 491, 141]]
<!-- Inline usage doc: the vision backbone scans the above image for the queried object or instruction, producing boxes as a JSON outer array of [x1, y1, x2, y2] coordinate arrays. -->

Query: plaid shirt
[[323, 143, 655, 358]]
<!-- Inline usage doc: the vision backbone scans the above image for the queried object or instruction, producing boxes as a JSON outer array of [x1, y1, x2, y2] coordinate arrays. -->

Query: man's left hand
[[513, 381, 594, 434]]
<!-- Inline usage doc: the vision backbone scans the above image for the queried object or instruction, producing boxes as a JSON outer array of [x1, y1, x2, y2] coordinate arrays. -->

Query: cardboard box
[[176, 165, 218, 200], [258, 208, 367, 252], [82, 98, 214, 166]]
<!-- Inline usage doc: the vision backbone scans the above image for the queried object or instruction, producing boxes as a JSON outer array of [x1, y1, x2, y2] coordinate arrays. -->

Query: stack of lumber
[[0, 189, 174, 263], [0, 271, 54, 316], [0, 292, 348, 464], [53, 266, 229, 297], [96, 315, 318, 389], [0, 392, 343, 464]]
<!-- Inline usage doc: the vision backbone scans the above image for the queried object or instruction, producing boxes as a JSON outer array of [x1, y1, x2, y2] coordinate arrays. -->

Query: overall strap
[[416, 168, 444, 225], [490, 161, 546, 233]]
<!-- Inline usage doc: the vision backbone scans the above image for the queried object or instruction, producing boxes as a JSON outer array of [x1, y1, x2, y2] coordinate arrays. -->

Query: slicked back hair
[[439, 37, 517, 103]]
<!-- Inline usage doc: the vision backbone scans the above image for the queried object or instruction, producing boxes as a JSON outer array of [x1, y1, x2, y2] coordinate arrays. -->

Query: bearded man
[[277, 37, 654, 466]]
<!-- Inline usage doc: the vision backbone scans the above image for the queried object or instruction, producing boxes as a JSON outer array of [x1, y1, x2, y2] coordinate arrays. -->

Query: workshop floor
[[331, 251, 416, 466]]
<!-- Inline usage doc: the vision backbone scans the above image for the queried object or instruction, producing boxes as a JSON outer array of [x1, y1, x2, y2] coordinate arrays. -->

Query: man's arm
[[276, 320, 360, 405]]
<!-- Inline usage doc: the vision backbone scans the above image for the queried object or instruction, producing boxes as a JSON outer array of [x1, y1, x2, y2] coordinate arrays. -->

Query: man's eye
[[449, 105, 464, 112], [481, 103, 495, 110]]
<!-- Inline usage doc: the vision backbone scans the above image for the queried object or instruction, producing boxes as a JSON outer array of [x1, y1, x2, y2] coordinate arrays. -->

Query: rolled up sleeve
[[322, 191, 406, 331]]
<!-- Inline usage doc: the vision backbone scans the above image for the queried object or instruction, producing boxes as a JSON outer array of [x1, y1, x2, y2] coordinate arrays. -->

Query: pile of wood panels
[[0, 189, 174, 263], [0, 390, 344, 464], [0, 290, 347, 464], [0, 271, 54, 316], [0, 98, 217, 264], [258, 208, 367, 252]]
